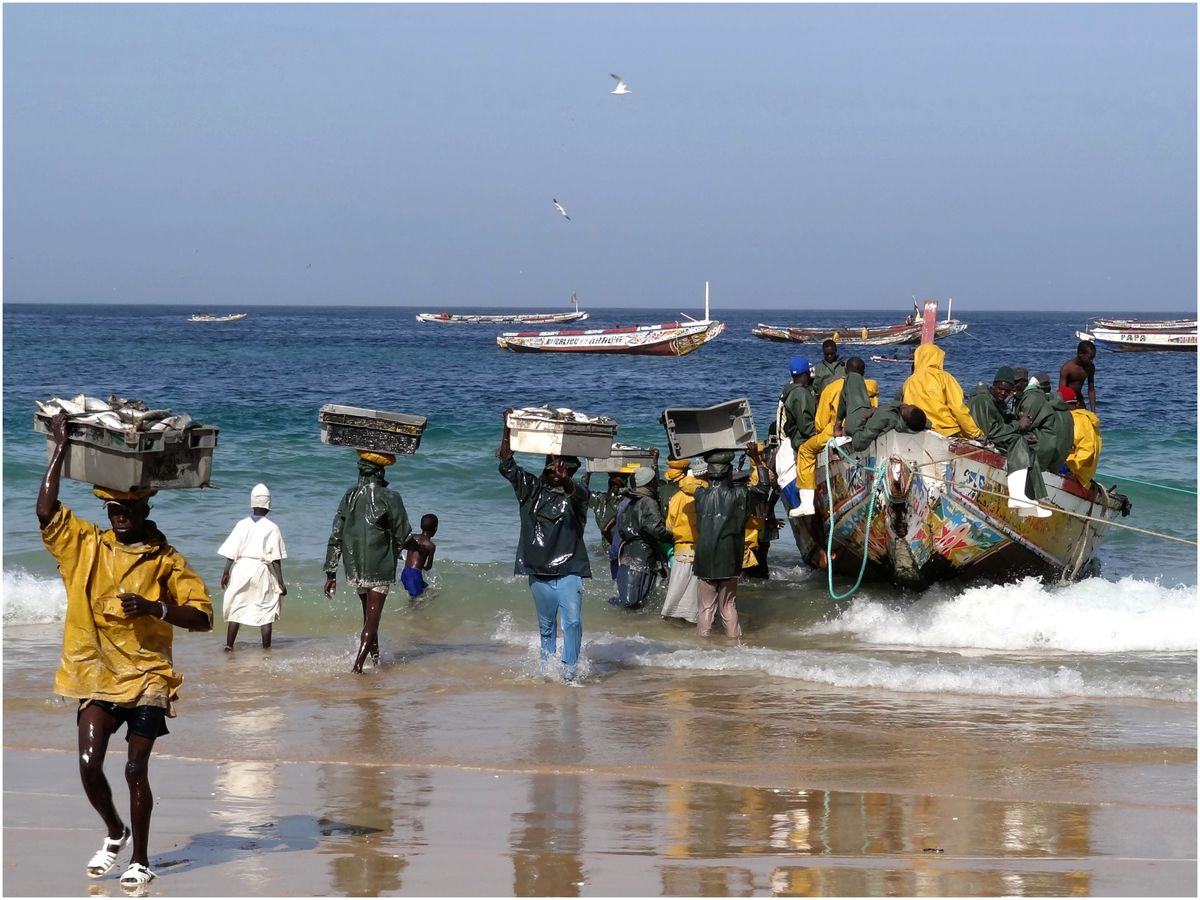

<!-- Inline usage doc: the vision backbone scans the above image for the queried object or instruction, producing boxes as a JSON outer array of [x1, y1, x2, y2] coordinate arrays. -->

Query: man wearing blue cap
[[777, 356, 816, 450]]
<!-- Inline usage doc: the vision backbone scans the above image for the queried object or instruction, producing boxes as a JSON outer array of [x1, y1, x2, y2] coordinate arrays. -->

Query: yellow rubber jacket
[[902, 344, 982, 438], [1067, 409, 1102, 487], [665, 489, 697, 552]]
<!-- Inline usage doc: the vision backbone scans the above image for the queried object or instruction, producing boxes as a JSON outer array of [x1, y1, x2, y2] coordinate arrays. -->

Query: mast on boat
[[704, 281, 710, 322]]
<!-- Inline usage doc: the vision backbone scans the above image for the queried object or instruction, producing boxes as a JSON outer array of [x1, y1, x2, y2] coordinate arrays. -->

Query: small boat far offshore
[[1076, 317, 1197, 352], [496, 283, 725, 357], [188, 313, 247, 323], [415, 294, 589, 325]]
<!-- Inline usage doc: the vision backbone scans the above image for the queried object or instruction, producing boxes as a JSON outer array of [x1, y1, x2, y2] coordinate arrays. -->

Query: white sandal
[[119, 862, 156, 888], [86, 827, 130, 877]]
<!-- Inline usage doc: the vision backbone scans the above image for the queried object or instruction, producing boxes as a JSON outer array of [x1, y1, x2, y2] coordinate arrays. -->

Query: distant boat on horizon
[[415, 294, 589, 326], [188, 312, 247, 323]]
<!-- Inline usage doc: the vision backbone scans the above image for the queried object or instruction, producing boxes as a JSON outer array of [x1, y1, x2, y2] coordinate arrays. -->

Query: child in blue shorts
[[401, 514, 438, 598]]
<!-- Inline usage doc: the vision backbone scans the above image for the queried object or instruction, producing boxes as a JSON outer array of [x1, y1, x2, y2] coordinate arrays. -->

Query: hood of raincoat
[[912, 343, 945, 372]]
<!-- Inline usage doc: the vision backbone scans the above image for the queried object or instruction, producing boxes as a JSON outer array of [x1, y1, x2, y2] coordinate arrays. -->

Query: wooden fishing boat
[[497, 319, 725, 356], [787, 430, 1128, 591], [754, 318, 966, 347], [1090, 316, 1197, 331], [416, 294, 588, 325], [754, 298, 967, 346], [496, 282, 725, 357], [1076, 319, 1197, 352], [188, 312, 247, 323]]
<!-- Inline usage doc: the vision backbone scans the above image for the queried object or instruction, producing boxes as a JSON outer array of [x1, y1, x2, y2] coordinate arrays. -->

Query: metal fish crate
[[585, 443, 658, 473], [505, 408, 617, 458], [319, 404, 428, 455], [33, 414, 219, 491], [661, 398, 757, 459]]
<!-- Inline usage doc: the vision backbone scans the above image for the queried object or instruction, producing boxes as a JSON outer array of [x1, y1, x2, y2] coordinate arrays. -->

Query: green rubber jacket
[[324, 463, 413, 584]]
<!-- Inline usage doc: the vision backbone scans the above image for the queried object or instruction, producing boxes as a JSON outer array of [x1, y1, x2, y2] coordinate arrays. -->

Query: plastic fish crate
[[661, 398, 757, 460], [34, 414, 219, 491], [585, 443, 658, 473], [506, 409, 617, 458], [319, 404, 428, 455]]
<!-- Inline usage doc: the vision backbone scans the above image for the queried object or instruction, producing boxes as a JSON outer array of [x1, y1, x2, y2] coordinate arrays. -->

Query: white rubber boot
[[794, 489, 816, 517]]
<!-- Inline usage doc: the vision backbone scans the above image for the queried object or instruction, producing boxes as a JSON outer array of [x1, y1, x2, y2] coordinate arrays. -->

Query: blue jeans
[[528, 574, 584, 677]]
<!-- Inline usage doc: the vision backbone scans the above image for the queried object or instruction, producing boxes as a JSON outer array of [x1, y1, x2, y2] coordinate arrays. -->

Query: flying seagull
[[610, 73, 630, 95], [553, 198, 571, 221]]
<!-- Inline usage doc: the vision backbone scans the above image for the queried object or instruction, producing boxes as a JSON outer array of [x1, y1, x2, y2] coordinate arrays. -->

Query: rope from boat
[[912, 471, 1197, 546], [823, 442, 886, 600], [1092, 471, 1197, 495]]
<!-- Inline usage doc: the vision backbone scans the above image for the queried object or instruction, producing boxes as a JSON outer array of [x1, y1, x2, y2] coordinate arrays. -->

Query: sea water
[[2, 304, 1195, 778]]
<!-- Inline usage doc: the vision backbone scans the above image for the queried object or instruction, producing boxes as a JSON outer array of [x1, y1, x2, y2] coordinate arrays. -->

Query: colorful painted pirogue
[[496, 319, 725, 356], [790, 429, 1128, 590], [1075, 318, 1197, 352]]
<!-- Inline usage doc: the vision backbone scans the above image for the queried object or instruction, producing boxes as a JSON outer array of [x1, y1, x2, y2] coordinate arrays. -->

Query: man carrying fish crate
[[36, 412, 213, 890], [497, 410, 591, 681], [323, 450, 420, 674]]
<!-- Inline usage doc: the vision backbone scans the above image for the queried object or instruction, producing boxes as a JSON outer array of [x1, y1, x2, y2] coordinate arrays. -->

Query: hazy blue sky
[[4, 3, 1196, 311]]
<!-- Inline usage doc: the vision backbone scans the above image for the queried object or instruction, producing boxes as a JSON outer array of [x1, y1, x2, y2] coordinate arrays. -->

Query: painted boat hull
[[1090, 317, 1197, 331], [787, 430, 1125, 591], [497, 321, 726, 356], [1076, 328, 1197, 352], [753, 320, 966, 346], [416, 310, 590, 325]]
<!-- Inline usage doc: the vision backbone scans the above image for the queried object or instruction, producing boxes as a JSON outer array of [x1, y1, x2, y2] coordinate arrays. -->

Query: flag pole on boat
[[705, 280, 710, 322]]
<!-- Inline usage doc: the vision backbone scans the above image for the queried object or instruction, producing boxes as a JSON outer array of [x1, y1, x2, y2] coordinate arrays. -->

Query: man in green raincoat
[[837, 370, 927, 452], [692, 444, 768, 639], [965, 366, 1020, 452], [324, 451, 416, 674], [812, 340, 847, 399], [777, 356, 817, 450], [609, 467, 673, 610]]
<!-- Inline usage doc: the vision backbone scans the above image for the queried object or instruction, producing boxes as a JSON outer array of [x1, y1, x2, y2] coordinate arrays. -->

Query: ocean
[[3, 303, 1196, 894]]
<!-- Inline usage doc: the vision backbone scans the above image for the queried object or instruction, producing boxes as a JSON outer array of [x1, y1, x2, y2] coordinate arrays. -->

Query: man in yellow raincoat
[[901, 344, 983, 438], [792, 357, 860, 516], [37, 413, 212, 890], [1060, 386, 1102, 487]]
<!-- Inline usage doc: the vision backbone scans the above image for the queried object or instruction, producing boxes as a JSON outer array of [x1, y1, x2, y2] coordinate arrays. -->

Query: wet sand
[[4, 683, 1196, 897]]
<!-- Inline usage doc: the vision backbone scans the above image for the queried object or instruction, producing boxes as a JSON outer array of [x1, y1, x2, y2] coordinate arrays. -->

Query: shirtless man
[[1059, 340, 1097, 412]]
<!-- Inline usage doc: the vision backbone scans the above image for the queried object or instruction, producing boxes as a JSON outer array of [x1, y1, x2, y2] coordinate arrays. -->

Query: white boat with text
[[1076, 317, 1196, 352]]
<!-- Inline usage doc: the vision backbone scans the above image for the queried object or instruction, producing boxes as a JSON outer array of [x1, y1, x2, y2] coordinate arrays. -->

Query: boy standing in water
[[37, 412, 212, 890], [401, 514, 438, 599]]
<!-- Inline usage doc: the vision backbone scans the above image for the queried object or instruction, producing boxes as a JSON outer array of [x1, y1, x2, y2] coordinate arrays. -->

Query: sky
[[2, 2, 1196, 311]]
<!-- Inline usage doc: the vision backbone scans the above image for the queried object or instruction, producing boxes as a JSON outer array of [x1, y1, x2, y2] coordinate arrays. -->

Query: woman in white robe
[[219, 484, 287, 650]]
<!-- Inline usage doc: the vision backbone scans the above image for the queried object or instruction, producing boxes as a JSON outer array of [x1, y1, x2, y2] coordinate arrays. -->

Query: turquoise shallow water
[[2, 303, 1196, 706]]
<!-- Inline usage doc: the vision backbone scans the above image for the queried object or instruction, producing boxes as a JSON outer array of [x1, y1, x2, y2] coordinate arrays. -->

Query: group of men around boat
[[776, 337, 1103, 543], [32, 334, 1105, 890]]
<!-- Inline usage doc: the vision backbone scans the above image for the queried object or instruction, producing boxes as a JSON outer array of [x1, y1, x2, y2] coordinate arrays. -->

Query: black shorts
[[77, 700, 170, 741]]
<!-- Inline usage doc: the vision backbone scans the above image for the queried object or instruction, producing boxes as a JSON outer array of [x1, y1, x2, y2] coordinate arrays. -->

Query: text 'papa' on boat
[[1075, 316, 1197, 352], [495, 283, 725, 357], [415, 294, 589, 325], [753, 298, 966, 346]]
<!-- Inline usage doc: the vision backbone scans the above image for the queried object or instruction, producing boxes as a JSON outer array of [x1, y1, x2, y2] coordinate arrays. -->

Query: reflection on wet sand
[[316, 695, 431, 896], [510, 698, 585, 896]]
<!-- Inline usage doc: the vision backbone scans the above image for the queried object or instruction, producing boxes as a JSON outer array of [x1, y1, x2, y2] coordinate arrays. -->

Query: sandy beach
[[4, 661, 1195, 897]]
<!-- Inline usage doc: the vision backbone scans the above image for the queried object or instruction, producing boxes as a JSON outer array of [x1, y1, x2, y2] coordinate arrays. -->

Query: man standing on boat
[[777, 356, 817, 450], [1059, 340, 1097, 412], [497, 412, 591, 681], [812, 340, 846, 398], [792, 356, 856, 517]]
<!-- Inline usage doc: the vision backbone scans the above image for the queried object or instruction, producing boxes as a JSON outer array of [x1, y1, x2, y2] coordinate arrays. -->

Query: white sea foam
[[811, 576, 1199, 654], [2, 569, 66, 624]]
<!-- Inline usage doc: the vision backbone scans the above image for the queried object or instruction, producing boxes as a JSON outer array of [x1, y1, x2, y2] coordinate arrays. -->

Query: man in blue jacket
[[498, 412, 591, 681]]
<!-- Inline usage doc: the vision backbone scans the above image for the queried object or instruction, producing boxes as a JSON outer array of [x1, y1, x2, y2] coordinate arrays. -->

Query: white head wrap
[[250, 483, 271, 510]]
